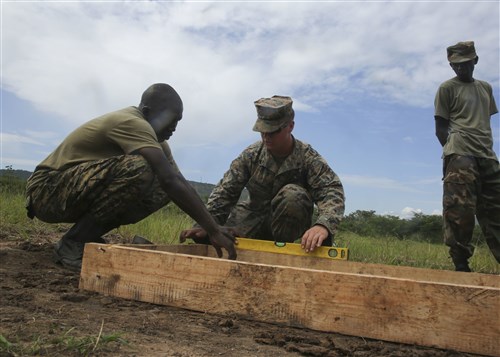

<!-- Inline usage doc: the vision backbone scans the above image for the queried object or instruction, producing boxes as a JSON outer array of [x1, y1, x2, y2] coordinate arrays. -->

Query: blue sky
[[1, 1, 499, 218]]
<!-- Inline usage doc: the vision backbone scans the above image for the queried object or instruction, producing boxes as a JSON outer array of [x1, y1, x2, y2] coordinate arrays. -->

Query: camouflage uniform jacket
[[206, 137, 345, 235]]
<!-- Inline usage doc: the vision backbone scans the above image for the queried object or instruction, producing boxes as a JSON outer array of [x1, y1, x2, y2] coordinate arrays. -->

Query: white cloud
[[381, 207, 440, 219], [1, 132, 44, 146], [383, 207, 436, 219], [1, 131, 62, 171], [431, 209, 442, 216], [342, 174, 423, 193], [400, 206, 422, 219], [2, 1, 498, 148], [0, 157, 40, 170]]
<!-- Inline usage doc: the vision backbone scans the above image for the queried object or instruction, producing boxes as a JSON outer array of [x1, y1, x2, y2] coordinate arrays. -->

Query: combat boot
[[53, 236, 106, 271], [452, 256, 472, 272]]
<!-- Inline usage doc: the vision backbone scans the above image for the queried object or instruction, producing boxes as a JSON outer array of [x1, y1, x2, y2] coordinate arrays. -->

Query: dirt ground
[[0, 232, 484, 357]]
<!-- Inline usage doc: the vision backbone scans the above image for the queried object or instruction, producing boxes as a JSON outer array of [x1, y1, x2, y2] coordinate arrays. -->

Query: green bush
[[338, 210, 485, 245]]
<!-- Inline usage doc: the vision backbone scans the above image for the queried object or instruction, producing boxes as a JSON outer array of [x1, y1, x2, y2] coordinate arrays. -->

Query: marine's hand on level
[[301, 225, 329, 253], [179, 226, 240, 260]]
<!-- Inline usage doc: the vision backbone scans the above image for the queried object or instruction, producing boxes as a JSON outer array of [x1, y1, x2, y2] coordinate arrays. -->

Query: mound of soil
[[0, 233, 480, 356]]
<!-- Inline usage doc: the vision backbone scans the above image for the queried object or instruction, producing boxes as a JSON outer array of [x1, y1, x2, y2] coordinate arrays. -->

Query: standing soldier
[[181, 95, 345, 253], [434, 41, 500, 271]]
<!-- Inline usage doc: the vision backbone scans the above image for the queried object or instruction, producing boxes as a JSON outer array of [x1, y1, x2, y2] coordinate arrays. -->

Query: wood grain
[[80, 244, 500, 356]]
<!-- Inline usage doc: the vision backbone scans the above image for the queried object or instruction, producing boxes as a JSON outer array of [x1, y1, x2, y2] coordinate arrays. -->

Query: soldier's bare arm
[[138, 146, 237, 259], [435, 116, 449, 147]]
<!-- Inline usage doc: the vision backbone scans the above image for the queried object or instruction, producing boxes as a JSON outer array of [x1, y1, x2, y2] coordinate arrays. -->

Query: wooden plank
[[80, 244, 500, 356], [145, 243, 499, 287]]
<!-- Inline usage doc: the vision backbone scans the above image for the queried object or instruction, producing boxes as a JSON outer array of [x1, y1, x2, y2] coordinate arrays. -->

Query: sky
[[1, 0, 499, 219]]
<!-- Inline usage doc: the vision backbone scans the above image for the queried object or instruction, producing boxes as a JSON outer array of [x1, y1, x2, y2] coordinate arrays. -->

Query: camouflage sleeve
[[206, 148, 252, 225], [304, 146, 345, 236]]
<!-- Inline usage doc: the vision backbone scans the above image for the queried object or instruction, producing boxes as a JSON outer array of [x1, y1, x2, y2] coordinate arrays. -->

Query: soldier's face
[[450, 59, 475, 82], [261, 121, 293, 153], [149, 108, 183, 141]]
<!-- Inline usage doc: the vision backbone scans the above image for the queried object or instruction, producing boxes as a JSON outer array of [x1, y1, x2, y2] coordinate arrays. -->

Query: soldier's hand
[[180, 226, 239, 260], [179, 228, 208, 244], [220, 226, 241, 239], [301, 225, 329, 252], [208, 226, 237, 260]]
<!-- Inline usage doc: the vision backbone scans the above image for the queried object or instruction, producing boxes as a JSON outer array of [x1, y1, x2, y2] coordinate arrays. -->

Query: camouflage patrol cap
[[253, 95, 294, 133], [447, 41, 477, 63]]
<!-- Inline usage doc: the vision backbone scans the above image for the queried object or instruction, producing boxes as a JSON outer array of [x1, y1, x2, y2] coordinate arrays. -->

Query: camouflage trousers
[[26, 155, 170, 242], [225, 184, 331, 245], [442, 154, 500, 263]]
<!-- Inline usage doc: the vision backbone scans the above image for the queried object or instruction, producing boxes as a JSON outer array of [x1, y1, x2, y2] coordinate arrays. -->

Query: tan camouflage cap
[[252, 95, 294, 133], [447, 41, 477, 63]]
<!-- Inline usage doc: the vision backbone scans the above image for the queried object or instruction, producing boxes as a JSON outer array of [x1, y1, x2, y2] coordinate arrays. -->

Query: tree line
[[1, 166, 485, 245], [337, 209, 485, 245]]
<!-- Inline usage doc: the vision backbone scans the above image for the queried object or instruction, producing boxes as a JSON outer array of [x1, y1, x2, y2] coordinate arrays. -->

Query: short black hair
[[140, 83, 183, 112]]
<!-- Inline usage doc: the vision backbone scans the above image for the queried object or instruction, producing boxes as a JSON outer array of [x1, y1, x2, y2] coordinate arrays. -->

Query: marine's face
[[260, 121, 293, 153], [450, 59, 475, 82]]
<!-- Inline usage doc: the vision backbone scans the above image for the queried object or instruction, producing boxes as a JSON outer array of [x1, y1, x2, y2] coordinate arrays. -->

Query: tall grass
[[0, 191, 68, 240], [335, 231, 499, 274], [1, 191, 194, 244], [116, 205, 194, 244], [1, 183, 498, 274]]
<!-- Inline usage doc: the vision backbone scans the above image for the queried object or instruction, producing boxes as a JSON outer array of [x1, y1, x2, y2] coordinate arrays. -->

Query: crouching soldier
[[26, 83, 236, 270]]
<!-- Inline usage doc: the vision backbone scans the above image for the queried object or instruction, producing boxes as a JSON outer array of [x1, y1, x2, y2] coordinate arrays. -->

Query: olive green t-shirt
[[36, 106, 171, 171], [434, 77, 498, 160]]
